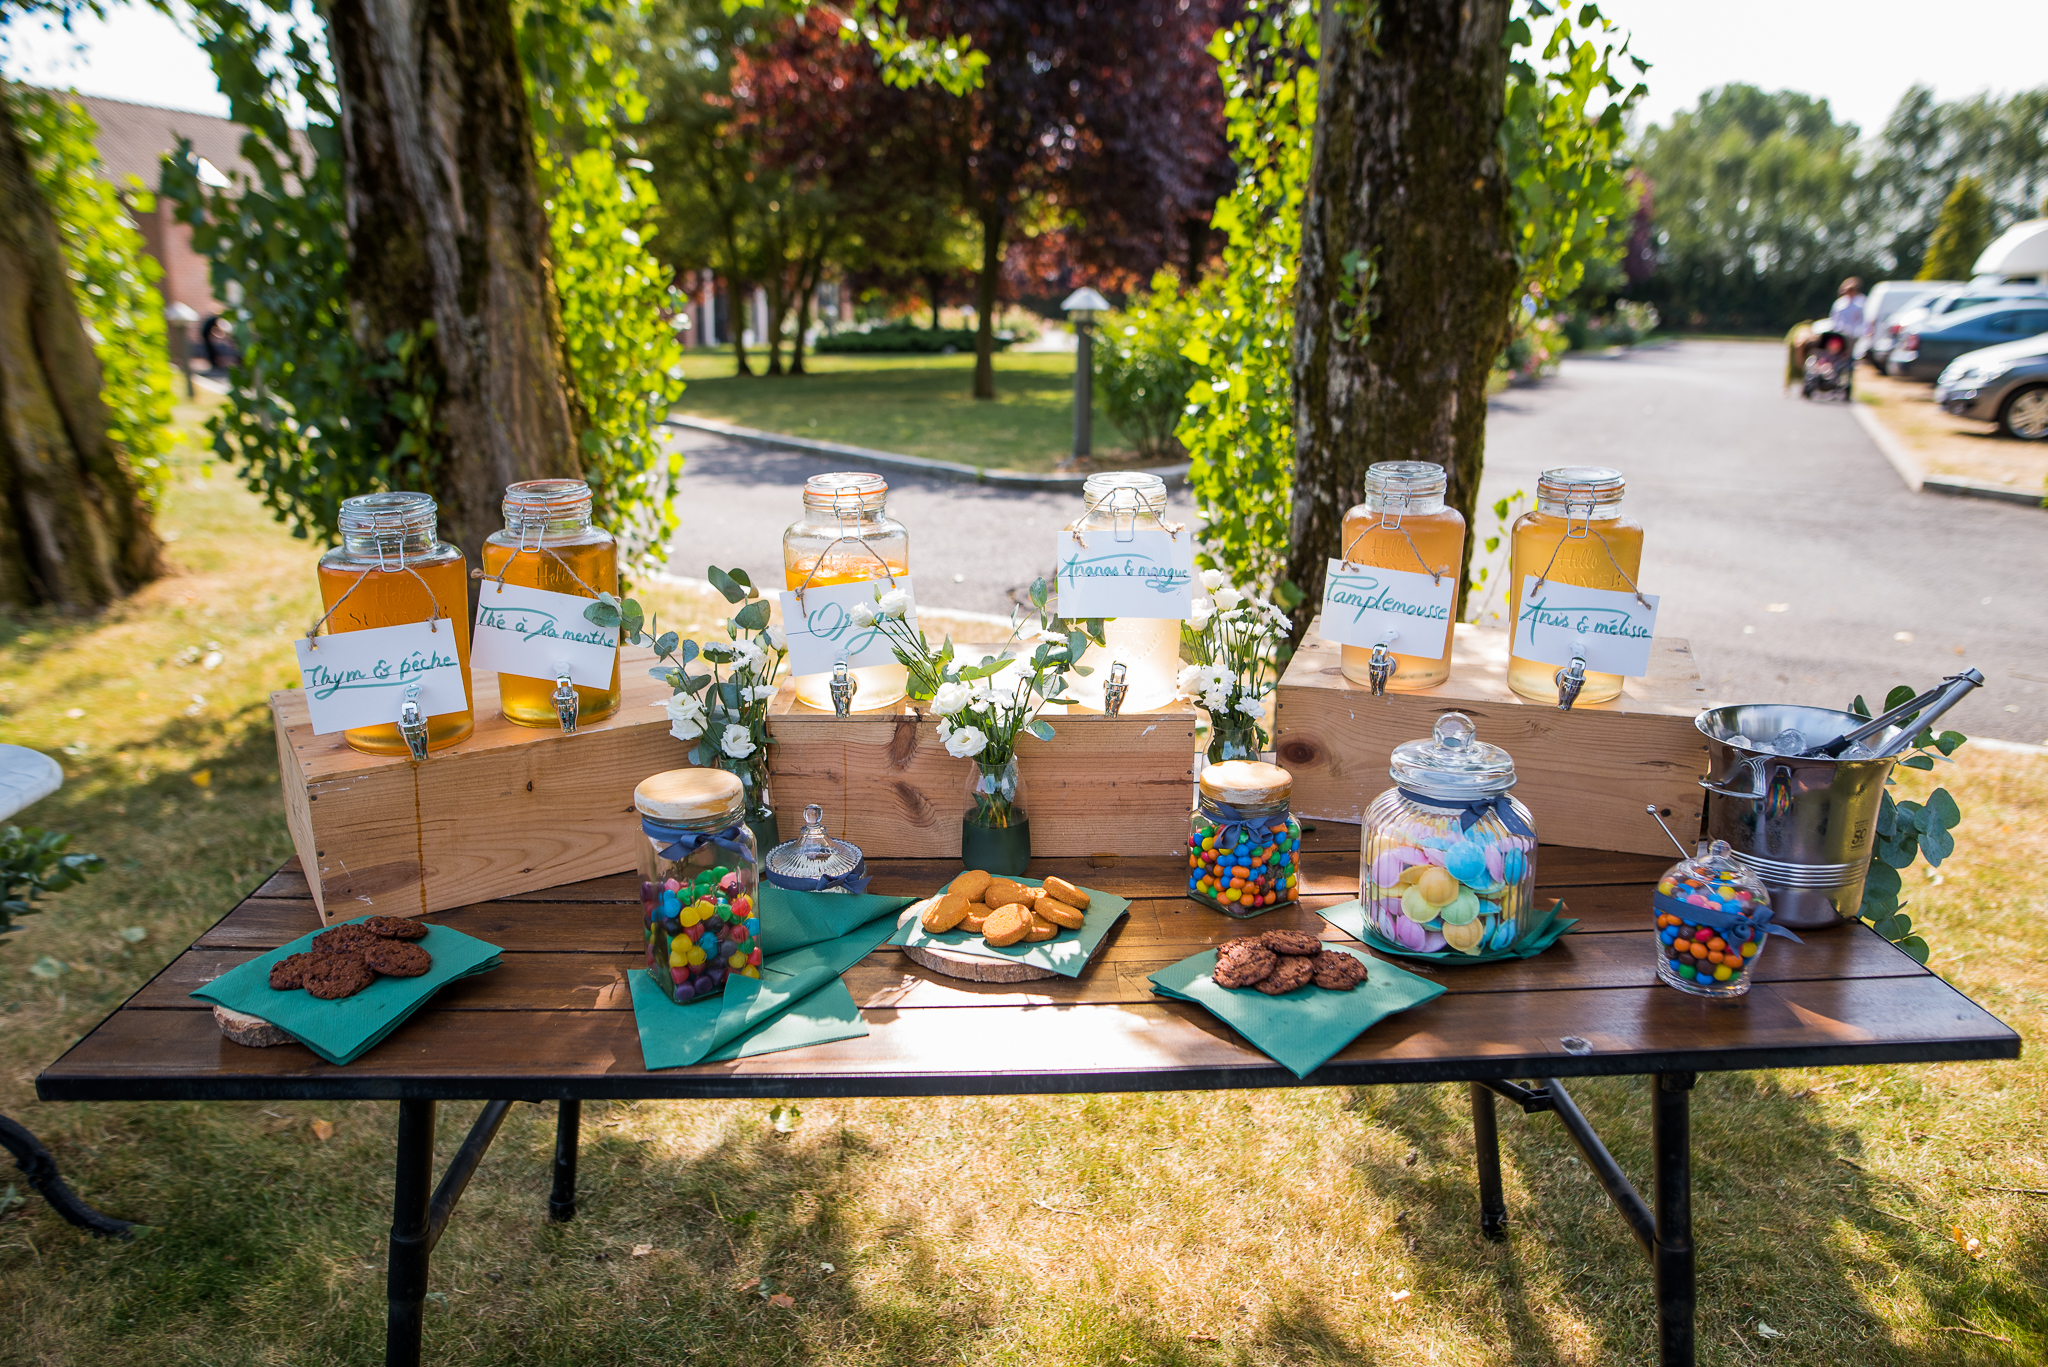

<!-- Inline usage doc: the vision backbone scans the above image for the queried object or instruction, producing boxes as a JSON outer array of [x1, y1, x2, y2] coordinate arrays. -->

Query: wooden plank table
[[38, 825, 2020, 1367]]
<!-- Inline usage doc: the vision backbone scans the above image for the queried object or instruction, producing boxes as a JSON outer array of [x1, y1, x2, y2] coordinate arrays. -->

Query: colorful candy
[[641, 862, 763, 1003], [1188, 819, 1301, 916], [1651, 842, 1774, 998], [1363, 805, 1536, 956]]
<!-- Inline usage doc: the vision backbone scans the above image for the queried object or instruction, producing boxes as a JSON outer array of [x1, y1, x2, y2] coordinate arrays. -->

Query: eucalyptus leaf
[[1027, 719, 1055, 741], [1935, 730, 1965, 756], [1898, 935, 1930, 964], [679, 640, 700, 665], [1863, 861, 1902, 900], [1897, 754, 1934, 770], [1917, 822, 1955, 867], [584, 601, 621, 629], [654, 631, 679, 657], [683, 673, 713, 695], [1874, 913, 1905, 940], [707, 566, 747, 604], [728, 566, 756, 593], [735, 599, 771, 632], [1925, 787, 1962, 830], [1883, 684, 1916, 712], [1850, 695, 1871, 719], [620, 601, 645, 637]]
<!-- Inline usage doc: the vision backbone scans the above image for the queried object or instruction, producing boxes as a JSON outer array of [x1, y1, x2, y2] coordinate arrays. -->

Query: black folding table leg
[[1652, 1073, 1696, 1367], [550, 1099, 580, 1222], [386, 1100, 436, 1367], [1470, 1081, 1507, 1240]]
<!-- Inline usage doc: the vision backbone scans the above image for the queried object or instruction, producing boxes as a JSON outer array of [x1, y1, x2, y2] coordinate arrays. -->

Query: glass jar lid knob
[[1433, 712, 1476, 750]]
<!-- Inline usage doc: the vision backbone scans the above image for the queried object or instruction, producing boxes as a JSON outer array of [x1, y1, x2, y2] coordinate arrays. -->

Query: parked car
[[1935, 338, 2048, 441], [1878, 285, 2048, 366], [1859, 281, 1953, 363], [1887, 300, 2048, 380]]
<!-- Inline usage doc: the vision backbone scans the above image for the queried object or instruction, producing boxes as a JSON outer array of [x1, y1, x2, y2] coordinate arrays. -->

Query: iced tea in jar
[[1061, 471, 1183, 713], [1337, 461, 1465, 692], [480, 479, 622, 727], [1506, 467, 1644, 706], [782, 472, 909, 711], [315, 491, 475, 755]]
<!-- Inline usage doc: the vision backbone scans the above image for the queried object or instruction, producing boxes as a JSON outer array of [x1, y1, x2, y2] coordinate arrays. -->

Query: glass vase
[[720, 752, 778, 854], [1206, 716, 1263, 764], [961, 754, 1030, 874]]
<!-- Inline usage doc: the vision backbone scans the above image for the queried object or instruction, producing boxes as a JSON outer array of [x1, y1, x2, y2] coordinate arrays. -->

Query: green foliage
[[830, 0, 987, 95], [1092, 271, 1204, 462], [1, 825, 104, 938], [9, 86, 177, 508], [1917, 176, 1995, 282], [815, 322, 1010, 354], [598, 565, 785, 770], [1849, 686, 1970, 965], [1175, 1, 1317, 597]]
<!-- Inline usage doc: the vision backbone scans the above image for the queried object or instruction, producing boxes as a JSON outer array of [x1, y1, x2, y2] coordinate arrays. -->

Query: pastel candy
[[1401, 885, 1439, 923], [1417, 866, 1461, 907], [1445, 841, 1490, 887], [1420, 928, 1448, 952], [1437, 889, 1482, 926], [1388, 914, 1429, 950], [1441, 917, 1488, 953]]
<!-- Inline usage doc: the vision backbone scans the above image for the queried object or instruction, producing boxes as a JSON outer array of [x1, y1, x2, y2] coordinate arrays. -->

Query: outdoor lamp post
[[1062, 287, 1110, 462], [165, 301, 200, 399]]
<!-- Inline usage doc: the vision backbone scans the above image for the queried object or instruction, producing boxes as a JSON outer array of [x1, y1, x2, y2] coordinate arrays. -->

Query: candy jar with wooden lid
[[1060, 471, 1184, 714], [1188, 760, 1301, 917], [315, 491, 474, 755], [1506, 466, 1644, 706], [480, 479, 621, 729], [782, 472, 909, 711], [1654, 839, 1791, 998], [1337, 461, 1465, 693], [1360, 712, 1536, 954], [637, 768, 761, 1004]]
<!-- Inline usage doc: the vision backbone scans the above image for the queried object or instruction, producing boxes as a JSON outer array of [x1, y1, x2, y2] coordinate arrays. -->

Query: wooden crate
[[272, 646, 687, 922], [764, 689, 1199, 860], [1272, 622, 1708, 858]]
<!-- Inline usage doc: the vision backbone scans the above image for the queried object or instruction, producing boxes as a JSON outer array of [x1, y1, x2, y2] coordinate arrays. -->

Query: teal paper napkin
[[757, 885, 919, 955], [1148, 945, 1445, 1079], [192, 918, 503, 1066], [1320, 898, 1577, 964], [888, 876, 1129, 978], [631, 915, 897, 1070]]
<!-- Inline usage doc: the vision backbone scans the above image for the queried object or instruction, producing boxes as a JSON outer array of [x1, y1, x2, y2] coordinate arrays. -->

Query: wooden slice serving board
[[902, 943, 1059, 982]]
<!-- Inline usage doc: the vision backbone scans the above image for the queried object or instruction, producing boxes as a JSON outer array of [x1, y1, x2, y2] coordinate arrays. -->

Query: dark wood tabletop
[[36, 824, 2020, 1103]]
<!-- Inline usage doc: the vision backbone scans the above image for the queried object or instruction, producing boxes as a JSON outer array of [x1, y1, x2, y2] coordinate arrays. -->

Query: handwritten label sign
[[468, 582, 619, 688], [1052, 528, 1195, 619], [292, 621, 468, 735], [1319, 559, 1457, 657], [1513, 576, 1660, 676], [777, 575, 920, 676]]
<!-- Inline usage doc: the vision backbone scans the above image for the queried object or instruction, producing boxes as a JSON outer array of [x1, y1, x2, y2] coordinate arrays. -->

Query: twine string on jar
[[1341, 489, 1444, 586], [475, 514, 607, 599], [1527, 479, 1652, 609], [793, 486, 899, 610], [306, 534, 447, 645]]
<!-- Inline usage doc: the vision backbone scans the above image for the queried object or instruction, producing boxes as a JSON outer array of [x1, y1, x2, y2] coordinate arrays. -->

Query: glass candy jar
[[1060, 471, 1185, 714], [1188, 760, 1301, 916], [315, 491, 475, 755], [480, 479, 622, 728], [783, 472, 909, 712], [765, 803, 871, 894], [1360, 712, 1537, 954], [1506, 466, 1645, 706], [1654, 840, 1787, 998], [636, 768, 762, 1004], [1337, 461, 1466, 692]]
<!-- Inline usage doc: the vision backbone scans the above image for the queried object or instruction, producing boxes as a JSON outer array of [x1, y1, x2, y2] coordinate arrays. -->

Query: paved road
[[666, 340, 2046, 742]]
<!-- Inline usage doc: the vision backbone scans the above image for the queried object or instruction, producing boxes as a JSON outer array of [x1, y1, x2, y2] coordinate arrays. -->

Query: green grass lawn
[[673, 350, 1147, 474], [2, 421, 2045, 1363]]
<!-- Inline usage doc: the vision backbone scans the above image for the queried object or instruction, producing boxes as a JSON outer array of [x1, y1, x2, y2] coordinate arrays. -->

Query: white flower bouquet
[[1178, 569, 1290, 759]]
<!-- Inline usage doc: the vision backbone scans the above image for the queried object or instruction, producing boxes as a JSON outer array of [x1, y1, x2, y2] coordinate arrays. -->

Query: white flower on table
[[1188, 597, 1214, 628], [764, 624, 786, 651], [932, 681, 972, 716], [849, 600, 877, 628], [1201, 568, 1227, 592], [1175, 663, 1206, 699], [665, 692, 707, 741], [943, 725, 989, 759], [1240, 697, 1265, 720], [1213, 585, 1242, 611], [746, 684, 776, 703], [719, 723, 757, 759], [729, 638, 765, 673], [876, 588, 911, 619]]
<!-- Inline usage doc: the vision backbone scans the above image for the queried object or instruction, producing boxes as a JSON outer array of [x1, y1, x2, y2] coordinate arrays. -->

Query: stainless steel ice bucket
[[1695, 704, 1905, 930]]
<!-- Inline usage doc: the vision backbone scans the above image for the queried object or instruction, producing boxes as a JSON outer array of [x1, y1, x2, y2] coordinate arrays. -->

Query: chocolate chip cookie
[[303, 951, 374, 1000], [363, 915, 428, 941], [363, 940, 431, 978], [1311, 950, 1370, 991], [1212, 941, 1277, 988], [1260, 929, 1322, 958], [268, 951, 322, 991], [312, 925, 378, 956], [1254, 953, 1316, 995]]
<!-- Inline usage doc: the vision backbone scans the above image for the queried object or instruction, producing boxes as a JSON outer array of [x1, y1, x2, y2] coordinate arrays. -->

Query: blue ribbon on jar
[[1396, 789, 1536, 841], [1652, 890, 1804, 944], [641, 818, 752, 865], [1203, 800, 1289, 850], [763, 861, 873, 895]]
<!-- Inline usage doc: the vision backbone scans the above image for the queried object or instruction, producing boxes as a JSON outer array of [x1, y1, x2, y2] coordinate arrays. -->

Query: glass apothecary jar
[[1337, 461, 1465, 692], [1654, 839, 1784, 998], [783, 472, 909, 711], [1060, 471, 1184, 714], [637, 768, 761, 1004], [1360, 712, 1536, 955], [765, 803, 871, 894], [1188, 760, 1301, 917], [315, 491, 474, 755], [480, 479, 622, 728], [1506, 466, 1644, 705]]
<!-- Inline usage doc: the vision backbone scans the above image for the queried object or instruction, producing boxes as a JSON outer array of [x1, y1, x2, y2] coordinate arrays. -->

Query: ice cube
[[1767, 728, 1807, 756], [1728, 734, 1754, 750], [1840, 742, 1880, 760]]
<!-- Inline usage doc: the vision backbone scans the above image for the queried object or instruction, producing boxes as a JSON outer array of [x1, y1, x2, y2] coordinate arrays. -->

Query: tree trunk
[[1284, 0, 1516, 637], [325, 0, 583, 561], [972, 203, 1004, 400], [726, 275, 753, 375], [0, 93, 161, 610], [925, 271, 943, 330]]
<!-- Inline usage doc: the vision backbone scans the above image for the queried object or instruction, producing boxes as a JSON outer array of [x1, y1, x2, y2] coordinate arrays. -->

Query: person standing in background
[[1828, 277, 1867, 342]]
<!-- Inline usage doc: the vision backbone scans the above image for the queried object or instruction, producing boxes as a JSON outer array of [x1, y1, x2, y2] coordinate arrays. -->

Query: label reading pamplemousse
[[293, 621, 468, 734], [1052, 528, 1195, 618], [777, 575, 920, 676], [1319, 559, 1458, 658], [1513, 576, 1661, 676], [468, 582, 620, 689]]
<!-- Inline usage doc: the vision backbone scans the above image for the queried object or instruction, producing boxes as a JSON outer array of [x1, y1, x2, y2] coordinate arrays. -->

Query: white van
[[1972, 219, 2048, 285]]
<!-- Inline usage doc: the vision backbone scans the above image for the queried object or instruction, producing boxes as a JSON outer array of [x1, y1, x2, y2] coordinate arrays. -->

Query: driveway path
[[666, 340, 2045, 742]]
